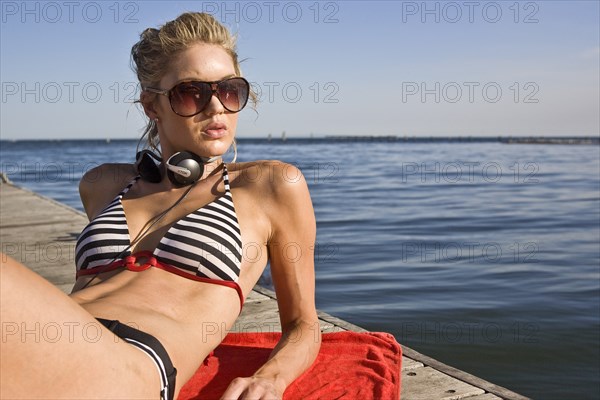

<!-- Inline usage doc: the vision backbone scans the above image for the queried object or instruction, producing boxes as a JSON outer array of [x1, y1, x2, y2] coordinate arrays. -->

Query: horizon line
[[2, 135, 599, 144]]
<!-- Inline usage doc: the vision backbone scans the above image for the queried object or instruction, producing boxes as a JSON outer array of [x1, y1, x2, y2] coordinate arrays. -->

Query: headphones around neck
[[135, 150, 221, 186]]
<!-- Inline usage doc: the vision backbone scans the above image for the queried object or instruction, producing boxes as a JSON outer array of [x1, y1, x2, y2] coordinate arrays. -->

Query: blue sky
[[1, 0, 599, 139]]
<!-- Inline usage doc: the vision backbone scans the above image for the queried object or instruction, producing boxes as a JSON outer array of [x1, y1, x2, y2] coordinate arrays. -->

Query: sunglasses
[[145, 77, 250, 117]]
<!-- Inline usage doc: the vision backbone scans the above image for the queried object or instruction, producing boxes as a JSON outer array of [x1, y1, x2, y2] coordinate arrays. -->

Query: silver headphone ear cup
[[166, 151, 204, 186]]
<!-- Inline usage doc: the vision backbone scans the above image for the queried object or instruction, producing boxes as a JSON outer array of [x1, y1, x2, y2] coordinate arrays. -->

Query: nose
[[203, 86, 225, 116]]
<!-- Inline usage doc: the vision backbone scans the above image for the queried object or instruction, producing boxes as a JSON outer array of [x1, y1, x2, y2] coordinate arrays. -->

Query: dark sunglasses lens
[[217, 78, 249, 112], [170, 82, 212, 116]]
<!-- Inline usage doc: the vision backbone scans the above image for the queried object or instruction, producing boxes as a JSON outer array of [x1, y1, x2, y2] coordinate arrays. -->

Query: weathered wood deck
[[0, 182, 530, 400]]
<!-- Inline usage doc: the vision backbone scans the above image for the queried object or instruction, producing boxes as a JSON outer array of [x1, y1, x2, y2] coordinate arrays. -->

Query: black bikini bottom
[[96, 318, 177, 400]]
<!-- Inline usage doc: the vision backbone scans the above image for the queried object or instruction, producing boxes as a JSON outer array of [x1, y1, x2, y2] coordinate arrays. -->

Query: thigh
[[0, 254, 161, 399]]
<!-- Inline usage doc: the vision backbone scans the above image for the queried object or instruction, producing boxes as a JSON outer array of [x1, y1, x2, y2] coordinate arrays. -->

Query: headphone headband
[[135, 150, 221, 186]]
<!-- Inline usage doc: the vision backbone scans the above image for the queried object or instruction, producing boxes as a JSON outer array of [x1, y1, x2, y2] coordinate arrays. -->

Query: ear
[[140, 90, 159, 120]]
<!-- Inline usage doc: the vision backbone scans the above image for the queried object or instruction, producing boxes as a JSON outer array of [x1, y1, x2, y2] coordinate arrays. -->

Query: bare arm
[[221, 163, 321, 399]]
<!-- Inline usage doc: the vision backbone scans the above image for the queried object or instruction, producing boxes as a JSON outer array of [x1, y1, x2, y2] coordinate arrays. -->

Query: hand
[[220, 375, 284, 400]]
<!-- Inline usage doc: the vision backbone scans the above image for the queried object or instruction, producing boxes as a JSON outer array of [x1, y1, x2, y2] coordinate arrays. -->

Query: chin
[[198, 140, 232, 157]]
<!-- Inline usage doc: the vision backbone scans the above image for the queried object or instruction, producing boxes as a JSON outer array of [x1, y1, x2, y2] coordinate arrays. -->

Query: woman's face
[[151, 43, 240, 159]]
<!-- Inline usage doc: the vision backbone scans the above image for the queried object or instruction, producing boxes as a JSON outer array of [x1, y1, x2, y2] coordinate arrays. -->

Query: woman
[[0, 12, 320, 400]]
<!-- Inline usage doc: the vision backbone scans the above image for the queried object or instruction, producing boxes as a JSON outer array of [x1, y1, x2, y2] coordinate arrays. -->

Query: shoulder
[[229, 160, 309, 199], [229, 160, 314, 236], [79, 163, 137, 194], [79, 163, 137, 219]]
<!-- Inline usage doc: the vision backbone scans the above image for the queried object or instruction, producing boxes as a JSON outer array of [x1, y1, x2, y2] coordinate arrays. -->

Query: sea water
[[1, 138, 599, 399]]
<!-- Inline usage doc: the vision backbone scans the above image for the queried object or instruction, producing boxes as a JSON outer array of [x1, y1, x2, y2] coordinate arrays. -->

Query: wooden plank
[[319, 324, 346, 333], [234, 298, 281, 332], [401, 346, 530, 400], [244, 290, 272, 303], [251, 284, 277, 298], [402, 357, 424, 371], [235, 297, 339, 333], [465, 394, 503, 400], [1, 183, 533, 400], [1, 184, 87, 294], [1, 220, 84, 256], [317, 310, 368, 333], [0, 184, 87, 227], [402, 366, 485, 400]]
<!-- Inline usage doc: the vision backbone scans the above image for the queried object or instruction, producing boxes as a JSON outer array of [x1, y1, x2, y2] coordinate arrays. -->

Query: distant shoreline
[[324, 136, 600, 145], [1, 136, 599, 145]]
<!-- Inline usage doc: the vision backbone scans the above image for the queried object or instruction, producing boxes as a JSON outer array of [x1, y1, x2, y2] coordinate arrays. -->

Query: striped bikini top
[[75, 164, 244, 306]]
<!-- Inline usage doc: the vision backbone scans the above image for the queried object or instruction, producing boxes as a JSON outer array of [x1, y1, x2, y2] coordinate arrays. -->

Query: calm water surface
[[1, 139, 599, 399]]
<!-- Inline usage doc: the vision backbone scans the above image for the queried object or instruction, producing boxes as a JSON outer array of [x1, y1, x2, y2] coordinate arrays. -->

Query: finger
[[239, 385, 263, 400], [220, 377, 249, 400], [257, 389, 281, 400]]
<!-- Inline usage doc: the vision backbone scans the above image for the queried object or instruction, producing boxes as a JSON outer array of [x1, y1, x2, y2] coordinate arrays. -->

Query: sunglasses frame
[[145, 77, 250, 117]]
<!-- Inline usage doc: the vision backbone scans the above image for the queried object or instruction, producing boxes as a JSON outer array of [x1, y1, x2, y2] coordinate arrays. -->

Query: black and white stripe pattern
[[76, 165, 242, 283], [154, 166, 242, 282], [75, 179, 137, 270]]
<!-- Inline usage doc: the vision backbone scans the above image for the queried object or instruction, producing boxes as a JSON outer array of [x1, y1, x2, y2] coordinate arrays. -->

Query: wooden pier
[[0, 181, 530, 400]]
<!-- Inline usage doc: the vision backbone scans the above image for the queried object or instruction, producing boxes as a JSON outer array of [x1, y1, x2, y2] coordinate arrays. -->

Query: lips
[[203, 122, 228, 138]]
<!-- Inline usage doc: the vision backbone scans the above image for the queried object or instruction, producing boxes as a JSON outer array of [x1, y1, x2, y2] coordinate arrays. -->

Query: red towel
[[178, 331, 401, 400]]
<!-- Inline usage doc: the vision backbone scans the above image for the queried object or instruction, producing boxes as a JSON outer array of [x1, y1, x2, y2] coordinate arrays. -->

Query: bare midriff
[[70, 266, 244, 388]]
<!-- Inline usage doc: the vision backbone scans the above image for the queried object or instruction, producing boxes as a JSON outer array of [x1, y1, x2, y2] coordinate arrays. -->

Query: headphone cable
[[78, 180, 198, 290]]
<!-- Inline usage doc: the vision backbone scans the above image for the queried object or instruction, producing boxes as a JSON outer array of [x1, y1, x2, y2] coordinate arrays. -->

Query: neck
[[198, 157, 224, 180]]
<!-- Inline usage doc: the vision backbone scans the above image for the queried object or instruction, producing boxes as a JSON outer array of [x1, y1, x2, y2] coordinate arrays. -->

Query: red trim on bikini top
[[76, 251, 244, 309]]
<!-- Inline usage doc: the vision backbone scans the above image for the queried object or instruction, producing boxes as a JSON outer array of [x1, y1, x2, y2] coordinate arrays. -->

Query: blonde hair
[[131, 12, 247, 153]]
